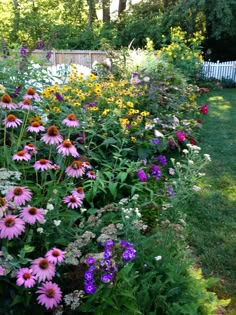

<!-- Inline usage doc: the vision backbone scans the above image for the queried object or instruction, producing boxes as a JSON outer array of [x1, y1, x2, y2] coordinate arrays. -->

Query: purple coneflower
[[45, 248, 66, 264], [0, 215, 25, 240], [41, 126, 63, 145], [31, 257, 56, 283], [5, 186, 32, 206], [3, 114, 22, 128], [72, 186, 85, 199], [24, 143, 38, 154], [62, 113, 79, 128], [57, 139, 79, 157], [65, 161, 85, 178], [0, 94, 17, 110], [24, 88, 40, 101], [27, 121, 45, 133], [16, 268, 36, 288], [20, 205, 44, 225], [36, 281, 62, 310], [18, 98, 34, 110], [86, 171, 96, 179], [12, 150, 31, 162], [83, 161, 92, 169], [34, 159, 52, 171], [63, 195, 83, 209]]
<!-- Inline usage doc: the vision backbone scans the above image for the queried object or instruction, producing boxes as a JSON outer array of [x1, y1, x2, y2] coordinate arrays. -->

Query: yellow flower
[[127, 101, 134, 108], [89, 73, 97, 81], [102, 109, 110, 116], [130, 137, 136, 143], [140, 111, 150, 117], [131, 121, 138, 126], [53, 107, 61, 113]]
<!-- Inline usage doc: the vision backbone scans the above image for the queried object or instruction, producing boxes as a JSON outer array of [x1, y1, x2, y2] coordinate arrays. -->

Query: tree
[[118, 0, 127, 16], [102, 0, 111, 23]]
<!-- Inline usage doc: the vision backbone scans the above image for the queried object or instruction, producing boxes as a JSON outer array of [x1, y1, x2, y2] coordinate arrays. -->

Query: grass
[[187, 88, 236, 314]]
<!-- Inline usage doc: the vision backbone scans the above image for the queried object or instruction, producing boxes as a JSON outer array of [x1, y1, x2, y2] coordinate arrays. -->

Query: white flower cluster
[[122, 207, 141, 219], [0, 168, 22, 195]]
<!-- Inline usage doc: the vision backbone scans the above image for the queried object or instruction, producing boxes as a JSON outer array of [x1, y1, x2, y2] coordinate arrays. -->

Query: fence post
[[216, 60, 220, 79]]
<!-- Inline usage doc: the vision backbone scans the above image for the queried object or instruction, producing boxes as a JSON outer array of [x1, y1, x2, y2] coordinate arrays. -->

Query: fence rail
[[201, 60, 236, 82]]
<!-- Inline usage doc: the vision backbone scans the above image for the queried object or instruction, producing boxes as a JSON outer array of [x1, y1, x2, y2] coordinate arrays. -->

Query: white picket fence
[[201, 61, 236, 82]]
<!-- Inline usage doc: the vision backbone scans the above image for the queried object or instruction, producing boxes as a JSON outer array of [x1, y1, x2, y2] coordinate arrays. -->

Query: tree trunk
[[87, 0, 97, 28], [118, 0, 127, 16], [102, 0, 110, 23]]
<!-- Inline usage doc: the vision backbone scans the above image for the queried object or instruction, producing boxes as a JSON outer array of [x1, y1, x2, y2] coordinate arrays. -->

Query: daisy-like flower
[[12, 150, 31, 162], [18, 99, 34, 110], [26, 121, 45, 133], [31, 257, 55, 282], [83, 161, 92, 169], [86, 171, 96, 179], [5, 186, 32, 206], [65, 160, 85, 178], [34, 159, 52, 171], [24, 143, 38, 154], [36, 281, 62, 310], [24, 88, 40, 101], [45, 248, 66, 264], [3, 114, 22, 128], [0, 197, 8, 219], [41, 126, 63, 145], [16, 268, 36, 288], [63, 195, 83, 209], [0, 215, 25, 240], [20, 205, 44, 225], [57, 139, 79, 157], [0, 93, 17, 110], [72, 186, 85, 199], [62, 113, 79, 128]]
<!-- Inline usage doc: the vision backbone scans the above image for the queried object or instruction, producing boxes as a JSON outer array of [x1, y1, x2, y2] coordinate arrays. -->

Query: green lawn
[[188, 88, 236, 314]]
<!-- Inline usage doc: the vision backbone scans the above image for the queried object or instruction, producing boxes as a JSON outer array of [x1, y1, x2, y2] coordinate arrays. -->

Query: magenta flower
[[72, 186, 85, 200], [65, 161, 85, 178], [18, 99, 34, 110], [20, 205, 44, 225], [57, 139, 79, 157], [5, 186, 32, 206], [24, 88, 40, 101], [26, 121, 45, 133], [3, 114, 22, 128], [16, 268, 36, 288], [176, 130, 186, 142], [137, 169, 148, 182], [34, 159, 52, 171], [86, 171, 96, 179], [41, 126, 63, 145], [83, 161, 92, 169], [0, 215, 25, 240], [0, 94, 17, 110], [200, 104, 208, 115], [12, 150, 31, 162], [63, 195, 83, 209], [62, 113, 79, 128], [45, 248, 66, 264], [24, 143, 38, 154], [0, 266, 5, 276], [36, 281, 62, 310], [31, 258, 56, 283]]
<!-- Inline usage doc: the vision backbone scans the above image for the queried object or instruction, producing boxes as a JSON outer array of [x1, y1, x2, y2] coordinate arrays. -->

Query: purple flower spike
[[101, 273, 113, 283], [84, 282, 96, 294], [122, 248, 136, 262], [137, 169, 148, 182]]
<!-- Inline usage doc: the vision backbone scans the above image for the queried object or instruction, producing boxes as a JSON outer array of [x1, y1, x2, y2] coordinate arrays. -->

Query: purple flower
[[84, 282, 96, 294], [84, 271, 94, 282], [137, 169, 148, 182], [150, 164, 161, 180], [104, 240, 115, 248], [155, 155, 167, 166], [122, 248, 136, 262], [12, 86, 22, 98], [104, 249, 112, 259], [46, 51, 52, 60], [19, 46, 27, 57], [150, 138, 160, 145], [101, 273, 113, 283], [55, 92, 63, 102], [85, 256, 95, 266], [119, 240, 134, 248], [167, 186, 175, 197], [168, 138, 177, 150]]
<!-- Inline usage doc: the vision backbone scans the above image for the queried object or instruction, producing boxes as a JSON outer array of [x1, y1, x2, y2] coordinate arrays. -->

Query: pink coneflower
[[24, 143, 38, 154], [62, 113, 79, 128], [31, 257, 55, 282], [26, 121, 45, 133], [20, 205, 44, 225], [176, 130, 186, 142], [57, 139, 79, 157], [41, 126, 63, 145], [24, 88, 40, 101], [36, 281, 62, 310], [0, 197, 8, 218], [16, 268, 36, 288], [12, 150, 31, 162], [5, 186, 32, 206], [0, 266, 5, 276], [0, 215, 25, 240], [63, 195, 83, 209], [72, 186, 85, 199], [83, 161, 92, 169], [0, 93, 17, 110], [3, 114, 22, 128], [86, 171, 96, 179], [65, 161, 85, 178], [45, 248, 66, 264], [18, 99, 34, 110], [34, 159, 52, 171]]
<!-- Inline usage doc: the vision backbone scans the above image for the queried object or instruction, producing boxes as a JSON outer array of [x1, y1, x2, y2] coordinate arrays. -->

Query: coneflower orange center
[[5, 217, 15, 227], [62, 140, 72, 148], [23, 273, 31, 280], [70, 197, 77, 202], [47, 126, 59, 136], [29, 207, 37, 215], [2, 94, 12, 103], [7, 114, 16, 122], [71, 161, 83, 169], [76, 187, 84, 193], [52, 250, 60, 257], [23, 99, 31, 105], [39, 159, 47, 165], [32, 121, 40, 127], [0, 197, 6, 206], [27, 88, 35, 95], [17, 150, 25, 156], [39, 259, 49, 269], [26, 143, 34, 148], [46, 288, 55, 298], [13, 187, 23, 196], [67, 113, 76, 121]]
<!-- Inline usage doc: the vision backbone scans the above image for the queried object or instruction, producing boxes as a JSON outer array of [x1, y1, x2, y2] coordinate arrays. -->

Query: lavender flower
[[122, 248, 136, 262], [150, 138, 160, 145], [101, 273, 113, 283], [150, 164, 161, 180], [84, 282, 96, 294], [137, 169, 148, 182]]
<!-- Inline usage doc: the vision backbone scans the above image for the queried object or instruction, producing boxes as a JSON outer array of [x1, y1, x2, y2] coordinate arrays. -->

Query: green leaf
[[108, 182, 118, 199]]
